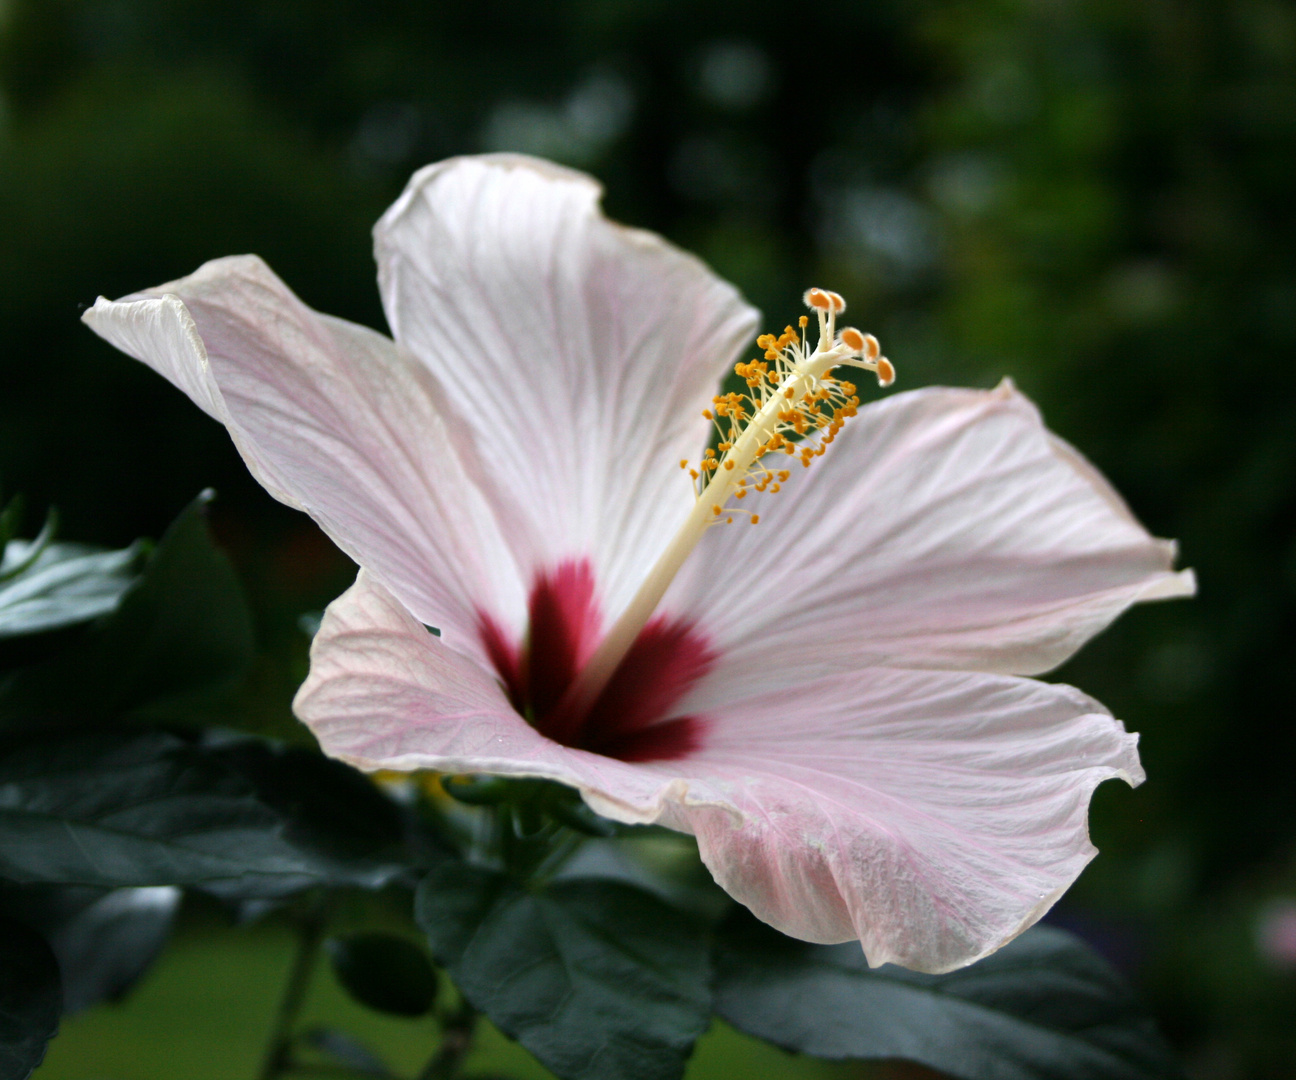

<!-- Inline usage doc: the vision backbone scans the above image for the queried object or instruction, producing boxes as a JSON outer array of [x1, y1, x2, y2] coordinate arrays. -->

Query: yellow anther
[[798, 315, 808, 328], [702, 409, 713, 420], [712, 505, 722, 516], [724, 460, 735, 470], [679, 459, 688, 469], [750, 514, 760, 524], [803, 287, 832, 310], [839, 327, 865, 352]]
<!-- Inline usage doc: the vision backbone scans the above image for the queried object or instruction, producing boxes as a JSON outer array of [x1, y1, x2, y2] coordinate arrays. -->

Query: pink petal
[[373, 154, 759, 623], [675, 665, 1142, 972], [296, 571, 1141, 973], [667, 381, 1194, 681], [82, 256, 522, 658]]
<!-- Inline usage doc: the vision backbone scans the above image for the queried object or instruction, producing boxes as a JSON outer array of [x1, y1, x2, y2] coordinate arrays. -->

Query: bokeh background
[[1, 1, 1293, 1077]]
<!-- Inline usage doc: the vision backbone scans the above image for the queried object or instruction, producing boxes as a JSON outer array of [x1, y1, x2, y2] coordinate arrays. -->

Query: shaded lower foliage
[[0, 730, 405, 899], [416, 857, 712, 1080], [714, 909, 1183, 1080], [0, 916, 61, 1080], [0, 883, 179, 1013]]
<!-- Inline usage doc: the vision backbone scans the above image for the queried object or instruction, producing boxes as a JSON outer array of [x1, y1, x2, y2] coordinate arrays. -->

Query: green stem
[[258, 897, 330, 1080], [417, 999, 479, 1080]]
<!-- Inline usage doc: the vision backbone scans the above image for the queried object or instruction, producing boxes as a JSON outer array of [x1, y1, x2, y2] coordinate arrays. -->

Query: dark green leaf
[[0, 492, 253, 727], [326, 932, 437, 1017], [0, 730, 405, 898], [203, 734, 410, 876], [416, 862, 711, 1080], [0, 916, 61, 1080], [713, 910, 1184, 1080], [0, 539, 144, 640], [0, 884, 179, 1012], [555, 834, 731, 926]]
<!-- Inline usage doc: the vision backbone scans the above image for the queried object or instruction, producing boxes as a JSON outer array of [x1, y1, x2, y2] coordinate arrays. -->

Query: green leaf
[[0, 884, 179, 1013], [326, 932, 438, 1018], [0, 916, 61, 1080], [555, 832, 732, 925], [0, 730, 406, 898], [0, 540, 144, 640], [713, 910, 1184, 1080], [0, 492, 254, 727], [416, 861, 712, 1080]]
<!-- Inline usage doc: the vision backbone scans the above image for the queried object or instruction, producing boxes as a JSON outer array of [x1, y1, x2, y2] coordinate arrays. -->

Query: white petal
[[675, 665, 1143, 972], [374, 154, 760, 623], [83, 256, 522, 655], [667, 381, 1194, 680]]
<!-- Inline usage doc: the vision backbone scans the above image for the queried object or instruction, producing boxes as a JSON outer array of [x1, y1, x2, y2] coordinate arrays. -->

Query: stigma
[[564, 288, 894, 715]]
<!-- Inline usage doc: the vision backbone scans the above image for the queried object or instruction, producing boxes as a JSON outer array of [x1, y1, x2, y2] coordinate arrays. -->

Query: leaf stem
[[417, 998, 478, 1080], [259, 895, 330, 1080]]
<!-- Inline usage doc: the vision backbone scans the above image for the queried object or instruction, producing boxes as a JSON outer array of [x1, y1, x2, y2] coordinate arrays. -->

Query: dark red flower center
[[477, 559, 713, 762]]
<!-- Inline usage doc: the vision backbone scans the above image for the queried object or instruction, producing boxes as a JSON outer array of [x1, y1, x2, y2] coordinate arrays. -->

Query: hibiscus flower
[[84, 154, 1193, 973]]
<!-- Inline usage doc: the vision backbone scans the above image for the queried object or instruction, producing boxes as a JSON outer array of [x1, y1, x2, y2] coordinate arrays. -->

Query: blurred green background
[[0, 0, 1293, 1077]]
